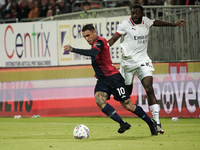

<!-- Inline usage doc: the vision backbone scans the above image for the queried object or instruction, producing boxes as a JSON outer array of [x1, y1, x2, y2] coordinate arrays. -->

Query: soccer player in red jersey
[[64, 24, 158, 135]]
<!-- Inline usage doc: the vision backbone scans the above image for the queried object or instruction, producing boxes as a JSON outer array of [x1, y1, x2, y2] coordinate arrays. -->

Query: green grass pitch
[[0, 117, 200, 150]]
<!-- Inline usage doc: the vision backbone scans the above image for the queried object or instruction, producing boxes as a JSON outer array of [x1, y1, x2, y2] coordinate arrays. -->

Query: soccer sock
[[132, 105, 153, 126], [149, 104, 160, 124], [101, 103, 124, 124]]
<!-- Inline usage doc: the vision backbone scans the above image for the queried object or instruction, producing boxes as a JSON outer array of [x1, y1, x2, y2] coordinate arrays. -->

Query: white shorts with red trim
[[120, 57, 155, 85]]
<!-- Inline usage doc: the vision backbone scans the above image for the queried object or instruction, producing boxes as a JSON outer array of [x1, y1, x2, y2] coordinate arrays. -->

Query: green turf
[[0, 117, 199, 150]]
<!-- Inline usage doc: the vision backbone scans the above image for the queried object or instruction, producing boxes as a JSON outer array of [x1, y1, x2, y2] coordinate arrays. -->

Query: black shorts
[[94, 73, 130, 101]]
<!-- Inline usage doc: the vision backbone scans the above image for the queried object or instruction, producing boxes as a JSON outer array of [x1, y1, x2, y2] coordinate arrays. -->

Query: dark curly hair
[[132, 4, 144, 12]]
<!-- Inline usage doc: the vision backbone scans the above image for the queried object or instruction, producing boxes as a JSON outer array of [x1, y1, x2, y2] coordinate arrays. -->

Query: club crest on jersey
[[95, 42, 101, 47]]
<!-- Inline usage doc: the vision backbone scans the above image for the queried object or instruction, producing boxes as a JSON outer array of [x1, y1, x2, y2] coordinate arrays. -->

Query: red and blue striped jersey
[[91, 36, 119, 79]]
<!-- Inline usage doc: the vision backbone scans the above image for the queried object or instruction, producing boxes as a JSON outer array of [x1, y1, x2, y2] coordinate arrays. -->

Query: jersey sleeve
[[72, 39, 104, 57], [93, 39, 104, 51], [143, 16, 155, 28], [72, 48, 99, 57], [116, 21, 126, 35]]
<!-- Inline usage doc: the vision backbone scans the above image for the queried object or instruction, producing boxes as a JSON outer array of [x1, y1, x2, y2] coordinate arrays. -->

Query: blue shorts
[[94, 73, 130, 101]]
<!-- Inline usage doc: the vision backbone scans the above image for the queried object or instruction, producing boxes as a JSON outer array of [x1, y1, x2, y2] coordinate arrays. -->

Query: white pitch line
[[0, 122, 198, 126]]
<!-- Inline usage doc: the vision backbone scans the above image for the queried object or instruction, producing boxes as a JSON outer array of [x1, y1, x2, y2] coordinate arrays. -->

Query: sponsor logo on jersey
[[134, 35, 148, 40]]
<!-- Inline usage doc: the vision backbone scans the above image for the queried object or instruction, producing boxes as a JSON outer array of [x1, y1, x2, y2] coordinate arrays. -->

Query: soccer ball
[[73, 124, 90, 139]]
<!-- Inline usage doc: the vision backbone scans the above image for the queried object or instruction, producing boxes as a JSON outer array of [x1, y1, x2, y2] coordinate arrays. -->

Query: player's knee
[[121, 99, 136, 111], [123, 104, 131, 111], [94, 93, 101, 105], [95, 92, 106, 109], [124, 104, 136, 112]]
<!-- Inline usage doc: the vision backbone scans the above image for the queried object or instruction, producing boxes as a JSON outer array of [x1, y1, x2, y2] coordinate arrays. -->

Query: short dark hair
[[82, 24, 95, 32], [132, 4, 144, 12]]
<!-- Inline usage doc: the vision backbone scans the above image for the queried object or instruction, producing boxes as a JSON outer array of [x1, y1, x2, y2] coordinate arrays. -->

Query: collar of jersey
[[130, 17, 144, 26]]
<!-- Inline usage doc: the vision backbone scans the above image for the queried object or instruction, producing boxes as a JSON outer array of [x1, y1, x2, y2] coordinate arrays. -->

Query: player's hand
[[63, 45, 73, 52], [175, 19, 186, 28]]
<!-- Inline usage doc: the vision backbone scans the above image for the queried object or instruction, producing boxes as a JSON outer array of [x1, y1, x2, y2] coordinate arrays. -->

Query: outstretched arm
[[63, 45, 99, 57], [153, 19, 186, 28], [108, 33, 121, 47]]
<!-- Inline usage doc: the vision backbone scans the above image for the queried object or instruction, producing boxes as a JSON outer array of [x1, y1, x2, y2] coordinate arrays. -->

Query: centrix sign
[[0, 21, 58, 67]]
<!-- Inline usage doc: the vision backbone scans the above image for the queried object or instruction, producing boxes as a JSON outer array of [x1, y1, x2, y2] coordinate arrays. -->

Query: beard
[[132, 17, 142, 24]]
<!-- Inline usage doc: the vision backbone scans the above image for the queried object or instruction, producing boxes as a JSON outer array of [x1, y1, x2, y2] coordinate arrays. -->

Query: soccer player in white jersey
[[108, 4, 186, 134]]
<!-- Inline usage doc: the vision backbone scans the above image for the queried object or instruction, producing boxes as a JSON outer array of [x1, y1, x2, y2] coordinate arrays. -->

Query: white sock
[[149, 104, 160, 124]]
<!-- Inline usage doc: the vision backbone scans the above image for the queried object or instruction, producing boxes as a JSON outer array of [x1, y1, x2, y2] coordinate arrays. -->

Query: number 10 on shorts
[[117, 87, 125, 96]]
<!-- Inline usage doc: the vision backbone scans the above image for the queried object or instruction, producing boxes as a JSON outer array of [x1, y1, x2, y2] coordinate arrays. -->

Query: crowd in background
[[0, 0, 199, 21], [133, 0, 199, 6]]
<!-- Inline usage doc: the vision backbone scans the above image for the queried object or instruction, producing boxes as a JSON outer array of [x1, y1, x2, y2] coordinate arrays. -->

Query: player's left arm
[[153, 19, 186, 28]]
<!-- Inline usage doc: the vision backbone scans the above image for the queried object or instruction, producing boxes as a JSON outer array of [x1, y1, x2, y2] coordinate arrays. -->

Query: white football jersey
[[116, 16, 154, 62]]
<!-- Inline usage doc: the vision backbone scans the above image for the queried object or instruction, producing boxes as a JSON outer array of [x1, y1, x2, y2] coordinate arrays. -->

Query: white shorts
[[120, 60, 155, 85]]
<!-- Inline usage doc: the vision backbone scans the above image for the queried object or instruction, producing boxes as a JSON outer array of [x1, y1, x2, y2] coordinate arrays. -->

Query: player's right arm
[[108, 20, 127, 47], [63, 44, 99, 57], [107, 33, 121, 47]]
